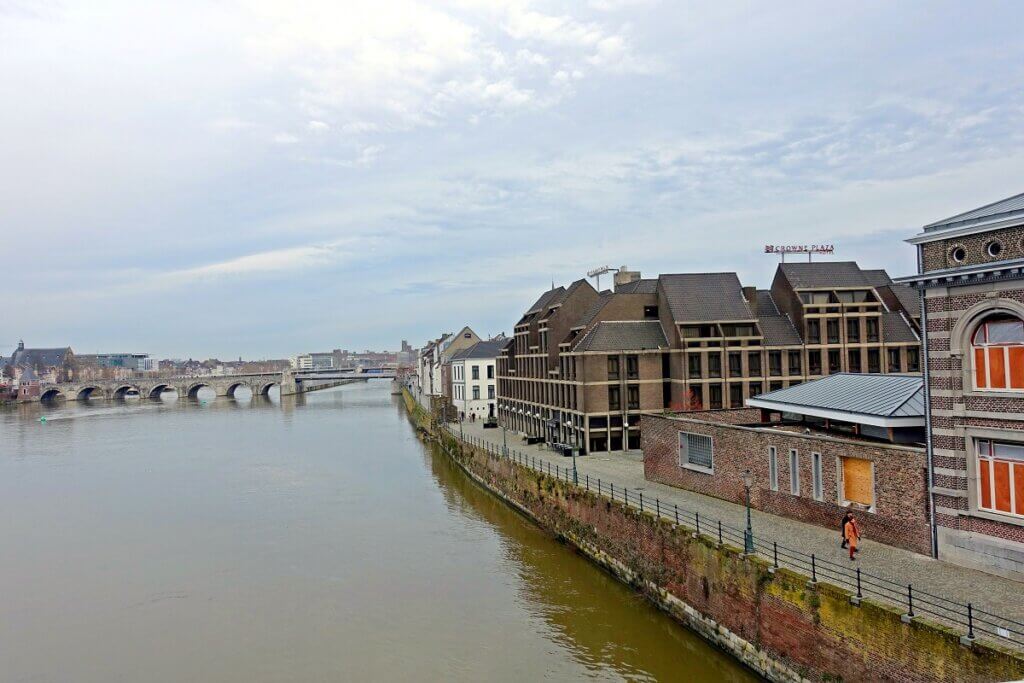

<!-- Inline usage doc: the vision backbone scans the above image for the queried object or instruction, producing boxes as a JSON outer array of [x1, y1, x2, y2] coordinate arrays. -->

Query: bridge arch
[[257, 381, 279, 396], [112, 385, 140, 399], [225, 382, 251, 399], [40, 388, 65, 402], [186, 382, 211, 399], [147, 384, 173, 399], [76, 386, 103, 401]]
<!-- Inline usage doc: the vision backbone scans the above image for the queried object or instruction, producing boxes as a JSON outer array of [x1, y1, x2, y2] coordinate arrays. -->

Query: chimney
[[613, 265, 641, 290], [742, 287, 758, 314], [18, 340, 25, 351]]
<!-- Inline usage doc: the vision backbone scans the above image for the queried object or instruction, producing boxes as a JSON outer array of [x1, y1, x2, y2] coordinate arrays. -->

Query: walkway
[[447, 412, 1024, 649]]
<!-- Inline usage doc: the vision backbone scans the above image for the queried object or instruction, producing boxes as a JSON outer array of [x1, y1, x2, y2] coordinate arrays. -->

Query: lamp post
[[742, 469, 755, 554], [502, 420, 508, 457]]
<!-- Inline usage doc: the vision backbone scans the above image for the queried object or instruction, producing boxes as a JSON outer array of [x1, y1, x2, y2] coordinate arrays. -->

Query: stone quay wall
[[402, 388, 1024, 682]]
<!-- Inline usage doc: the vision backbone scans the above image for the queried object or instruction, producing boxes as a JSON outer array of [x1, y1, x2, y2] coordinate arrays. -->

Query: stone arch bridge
[[35, 371, 368, 402]]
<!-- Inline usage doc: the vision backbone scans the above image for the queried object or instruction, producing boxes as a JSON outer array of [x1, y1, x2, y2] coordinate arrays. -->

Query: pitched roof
[[574, 291, 612, 329], [573, 321, 668, 352], [525, 286, 565, 316], [924, 191, 1024, 233], [9, 347, 72, 368], [747, 373, 924, 427], [756, 290, 781, 315], [450, 340, 505, 361], [758, 314, 803, 346], [615, 278, 658, 294], [659, 273, 754, 323], [881, 311, 919, 343], [778, 262, 872, 289]]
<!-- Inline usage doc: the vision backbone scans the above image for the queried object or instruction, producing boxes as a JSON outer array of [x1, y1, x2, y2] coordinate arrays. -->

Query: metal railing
[[441, 422, 1024, 651]]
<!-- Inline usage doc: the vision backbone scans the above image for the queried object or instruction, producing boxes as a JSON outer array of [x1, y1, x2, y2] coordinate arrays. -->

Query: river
[[0, 382, 756, 682]]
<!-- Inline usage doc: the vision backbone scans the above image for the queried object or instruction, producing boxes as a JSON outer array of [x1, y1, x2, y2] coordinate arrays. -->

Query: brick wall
[[642, 414, 932, 554], [921, 225, 1024, 272]]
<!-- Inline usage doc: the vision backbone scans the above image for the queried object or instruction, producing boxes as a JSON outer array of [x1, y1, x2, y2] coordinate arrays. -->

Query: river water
[[0, 382, 756, 682]]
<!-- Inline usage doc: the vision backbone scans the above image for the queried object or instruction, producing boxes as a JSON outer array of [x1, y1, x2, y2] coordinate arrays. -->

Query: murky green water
[[0, 383, 756, 682]]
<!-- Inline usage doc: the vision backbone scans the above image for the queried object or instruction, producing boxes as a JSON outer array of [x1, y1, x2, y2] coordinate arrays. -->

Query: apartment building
[[497, 262, 921, 455], [898, 191, 1024, 580], [450, 339, 503, 420]]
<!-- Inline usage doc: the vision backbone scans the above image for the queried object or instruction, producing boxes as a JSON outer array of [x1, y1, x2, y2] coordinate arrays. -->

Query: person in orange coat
[[844, 514, 861, 560]]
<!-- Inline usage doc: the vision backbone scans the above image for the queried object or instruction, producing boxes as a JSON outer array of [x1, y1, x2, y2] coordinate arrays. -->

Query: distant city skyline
[[5, 1, 1024, 358]]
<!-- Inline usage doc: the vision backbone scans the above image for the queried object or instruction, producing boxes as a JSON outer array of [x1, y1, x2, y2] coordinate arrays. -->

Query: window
[[748, 352, 761, 376], [488, 385, 495, 399], [846, 318, 860, 342], [679, 432, 714, 472], [807, 319, 821, 343], [987, 240, 1004, 258], [768, 351, 782, 376], [749, 382, 762, 396], [888, 348, 901, 373], [768, 447, 778, 491], [644, 305, 659, 319], [729, 382, 743, 408], [907, 347, 920, 372], [976, 440, 1024, 517], [608, 356, 620, 380], [841, 457, 874, 508], [608, 386, 621, 410], [808, 350, 822, 375], [472, 386, 480, 400], [789, 450, 800, 495], [867, 349, 880, 373], [626, 355, 639, 380], [472, 366, 480, 380], [709, 384, 723, 409], [728, 352, 742, 376], [972, 315, 1024, 391], [788, 351, 802, 375], [950, 245, 967, 263], [487, 365, 494, 379], [848, 349, 862, 373], [627, 385, 640, 410], [812, 452, 823, 501], [827, 319, 840, 344], [828, 349, 841, 374], [866, 318, 879, 342], [688, 354, 702, 379], [708, 354, 722, 378]]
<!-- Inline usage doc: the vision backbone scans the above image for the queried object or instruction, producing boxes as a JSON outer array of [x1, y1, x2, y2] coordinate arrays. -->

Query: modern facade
[[898, 191, 1024, 579], [290, 352, 335, 370], [450, 339, 503, 420], [497, 262, 921, 455]]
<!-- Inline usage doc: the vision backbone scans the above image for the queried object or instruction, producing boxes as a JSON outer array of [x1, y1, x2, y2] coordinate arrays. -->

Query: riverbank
[[402, 388, 1024, 682]]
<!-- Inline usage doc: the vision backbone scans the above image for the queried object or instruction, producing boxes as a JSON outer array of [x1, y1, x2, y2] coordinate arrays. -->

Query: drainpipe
[[919, 243, 939, 559]]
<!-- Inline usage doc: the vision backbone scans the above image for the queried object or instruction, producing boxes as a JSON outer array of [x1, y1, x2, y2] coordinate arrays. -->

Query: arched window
[[972, 314, 1024, 390]]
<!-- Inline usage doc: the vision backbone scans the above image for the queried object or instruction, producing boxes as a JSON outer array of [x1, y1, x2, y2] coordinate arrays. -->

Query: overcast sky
[[4, 1, 1024, 359]]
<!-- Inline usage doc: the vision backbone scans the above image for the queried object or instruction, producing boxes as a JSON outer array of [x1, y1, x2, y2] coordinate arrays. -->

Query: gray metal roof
[[450, 339, 505, 361], [881, 311, 919, 343], [573, 321, 668, 352], [924, 192, 1024, 233], [749, 373, 924, 423], [779, 262, 874, 289], [659, 273, 754, 323]]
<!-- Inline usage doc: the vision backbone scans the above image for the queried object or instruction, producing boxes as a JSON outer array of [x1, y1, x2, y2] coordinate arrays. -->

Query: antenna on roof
[[764, 245, 835, 263], [587, 265, 612, 291]]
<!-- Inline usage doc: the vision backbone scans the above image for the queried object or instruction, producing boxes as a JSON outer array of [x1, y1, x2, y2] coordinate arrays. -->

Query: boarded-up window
[[842, 457, 873, 507], [973, 316, 1024, 391], [977, 439, 1024, 517]]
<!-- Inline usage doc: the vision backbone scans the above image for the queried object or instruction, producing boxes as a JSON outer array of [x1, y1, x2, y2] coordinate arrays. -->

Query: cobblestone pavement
[[444, 414, 1024, 642]]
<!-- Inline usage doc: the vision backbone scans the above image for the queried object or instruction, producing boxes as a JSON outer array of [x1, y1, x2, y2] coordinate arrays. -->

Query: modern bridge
[[30, 369, 392, 403]]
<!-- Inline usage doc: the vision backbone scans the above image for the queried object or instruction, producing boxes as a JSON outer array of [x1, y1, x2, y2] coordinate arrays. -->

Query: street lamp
[[742, 469, 755, 554], [502, 420, 508, 457]]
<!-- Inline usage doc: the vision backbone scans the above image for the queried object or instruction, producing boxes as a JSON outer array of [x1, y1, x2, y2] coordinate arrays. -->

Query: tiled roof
[[9, 347, 72, 368], [758, 314, 803, 346], [750, 373, 924, 421], [881, 311, 919, 343], [659, 273, 754, 322], [526, 286, 565, 315], [924, 191, 1024, 233], [779, 262, 872, 289], [615, 278, 659, 294], [573, 321, 668, 352], [450, 340, 505, 361], [886, 283, 920, 317], [574, 291, 612, 329], [756, 290, 781, 315]]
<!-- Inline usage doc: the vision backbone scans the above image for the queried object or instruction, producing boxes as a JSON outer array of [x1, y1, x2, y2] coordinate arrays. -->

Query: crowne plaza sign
[[764, 244, 835, 255]]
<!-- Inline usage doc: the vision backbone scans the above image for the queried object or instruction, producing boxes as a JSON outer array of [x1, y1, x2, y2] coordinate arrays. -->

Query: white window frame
[[789, 449, 800, 495], [812, 452, 823, 501], [972, 317, 1024, 393], [768, 446, 778, 491], [678, 431, 714, 474], [976, 439, 1024, 520]]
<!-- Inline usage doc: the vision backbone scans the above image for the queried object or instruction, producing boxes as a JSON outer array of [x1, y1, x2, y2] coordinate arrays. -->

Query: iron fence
[[440, 421, 1024, 651]]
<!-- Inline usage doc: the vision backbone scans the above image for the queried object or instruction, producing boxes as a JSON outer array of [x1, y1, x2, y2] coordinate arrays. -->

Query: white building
[[290, 352, 334, 371], [450, 339, 503, 420]]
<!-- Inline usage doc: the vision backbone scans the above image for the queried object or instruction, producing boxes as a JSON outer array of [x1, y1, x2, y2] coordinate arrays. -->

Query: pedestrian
[[844, 514, 861, 561], [840, 511, 853, 549]]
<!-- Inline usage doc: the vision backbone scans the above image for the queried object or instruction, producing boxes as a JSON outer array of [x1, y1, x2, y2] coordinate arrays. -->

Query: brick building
[[899, 191, 1024, 579], [642, 374, 931, 554], [498, 262, 921, 455]]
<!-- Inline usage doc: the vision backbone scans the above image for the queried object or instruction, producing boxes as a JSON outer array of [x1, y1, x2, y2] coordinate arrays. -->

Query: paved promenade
[[449, 416, 1024, 635]]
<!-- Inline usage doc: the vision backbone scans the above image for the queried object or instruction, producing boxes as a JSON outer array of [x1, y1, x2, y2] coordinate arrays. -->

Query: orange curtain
[[989, 348, 1007, 389], [1010, 348, 1024, 389], [980, 459, 992, 509], [976, 347, 988, 388], [1015, 462, 1024, 516], [994, 461, 1012, 512]]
